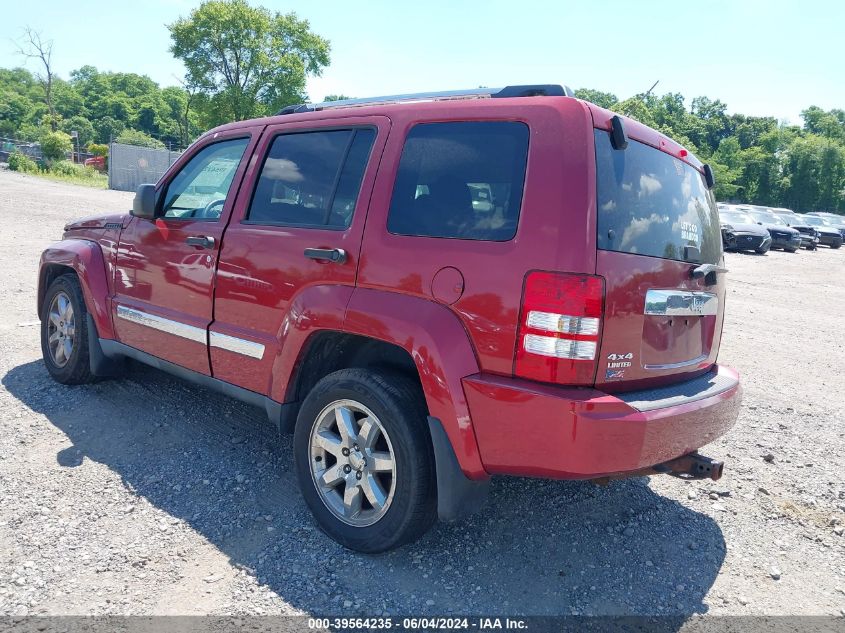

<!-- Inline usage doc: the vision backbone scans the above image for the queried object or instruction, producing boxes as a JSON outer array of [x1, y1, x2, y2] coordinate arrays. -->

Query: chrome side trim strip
[[116, 306, 206, 344], [644, 290, 718, 317], [644, 354, 709, 370], [209, 331, 265, 360]]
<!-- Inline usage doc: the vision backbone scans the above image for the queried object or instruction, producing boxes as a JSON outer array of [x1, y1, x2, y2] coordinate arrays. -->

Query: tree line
[[1, 0, 843, 212]]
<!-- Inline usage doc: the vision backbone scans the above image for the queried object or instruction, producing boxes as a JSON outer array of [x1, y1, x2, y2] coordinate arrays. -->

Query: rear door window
[[387, 121, 529, 241], [595, 130, 721, 264], [247, 128, 375, 229]]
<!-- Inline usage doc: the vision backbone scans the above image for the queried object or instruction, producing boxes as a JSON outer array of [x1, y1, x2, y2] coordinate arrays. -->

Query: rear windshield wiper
[[690, 263, 729, 283]]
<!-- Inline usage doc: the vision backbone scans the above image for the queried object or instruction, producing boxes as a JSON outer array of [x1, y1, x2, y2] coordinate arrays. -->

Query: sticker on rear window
[[681, 222, 700, 244]]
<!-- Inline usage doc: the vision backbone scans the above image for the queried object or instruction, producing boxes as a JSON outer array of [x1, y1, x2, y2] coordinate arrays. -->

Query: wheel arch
[[38, 239, 114, 339]]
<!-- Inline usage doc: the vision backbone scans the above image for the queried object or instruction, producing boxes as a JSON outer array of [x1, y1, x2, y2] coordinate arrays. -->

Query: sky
[[1, 0, 842, 125]]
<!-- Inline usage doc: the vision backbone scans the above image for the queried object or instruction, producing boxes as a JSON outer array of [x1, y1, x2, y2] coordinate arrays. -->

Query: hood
[[719, 222, 769, 236], [814, 227, 841, 237], [782, 219, 812, 230], [64, 212, 129, 232], [758, 223, 799, 235]]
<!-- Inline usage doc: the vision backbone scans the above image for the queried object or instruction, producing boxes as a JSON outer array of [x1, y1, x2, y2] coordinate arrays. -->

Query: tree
[[323, 94, 351, 102], [574, 88, 617, 109], [169, 0, 331, 125], [15, 28, 58, 131], [40, 130, 72, 163], [93, 115, 125, 144], [115, 129, 166, 149], [60, 115, 95, 146]]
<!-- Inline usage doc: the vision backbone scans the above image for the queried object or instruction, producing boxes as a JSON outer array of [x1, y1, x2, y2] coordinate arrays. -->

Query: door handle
[[304, 248, 347, 264], [186, 235, 215, 249]]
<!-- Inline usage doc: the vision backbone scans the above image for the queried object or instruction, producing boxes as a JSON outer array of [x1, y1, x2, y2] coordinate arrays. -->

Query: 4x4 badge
[[607, 352, 633, 370]]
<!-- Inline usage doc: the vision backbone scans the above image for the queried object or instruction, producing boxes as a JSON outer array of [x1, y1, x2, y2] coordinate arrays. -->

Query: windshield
[[751, 212, 785, 226], [721, 211, 754, 224], [803, 216, 829, 227], [595, 131, 721, 264]]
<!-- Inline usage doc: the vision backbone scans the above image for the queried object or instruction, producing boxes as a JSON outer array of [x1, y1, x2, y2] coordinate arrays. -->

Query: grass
[[3, 163, 109, 189], [28, 170, 109, 189]]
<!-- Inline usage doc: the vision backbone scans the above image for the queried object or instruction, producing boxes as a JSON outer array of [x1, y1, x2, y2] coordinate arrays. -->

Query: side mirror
[[132, 184, 157, 219]]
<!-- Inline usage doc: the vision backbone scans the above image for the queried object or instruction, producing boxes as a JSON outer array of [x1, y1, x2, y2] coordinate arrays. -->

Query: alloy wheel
[[308, 399, 397, 527], [46, 291, 76, 368]]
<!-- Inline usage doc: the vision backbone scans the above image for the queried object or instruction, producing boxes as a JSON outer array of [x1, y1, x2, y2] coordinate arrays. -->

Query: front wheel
[[40, 274, 96, 384], [293, 368, 436, 553]]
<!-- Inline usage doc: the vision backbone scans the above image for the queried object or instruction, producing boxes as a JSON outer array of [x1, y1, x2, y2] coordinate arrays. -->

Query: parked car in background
[[770, 210, 819, 250], [806, 212, 845, 241], [36, 84, 742, 552], [745, 209, 802, 252], [720, 224, 737, 251], [798, 214, 843, 248], [717, 207, 772, 254], [83, 155, 106, 172]]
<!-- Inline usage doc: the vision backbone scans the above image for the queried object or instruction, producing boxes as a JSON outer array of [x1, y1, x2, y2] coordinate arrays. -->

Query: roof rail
[[275, 84, 575, 115]]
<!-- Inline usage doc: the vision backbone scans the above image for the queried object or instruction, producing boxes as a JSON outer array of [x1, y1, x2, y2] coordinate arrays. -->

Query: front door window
[[161, 138, 250, 220]]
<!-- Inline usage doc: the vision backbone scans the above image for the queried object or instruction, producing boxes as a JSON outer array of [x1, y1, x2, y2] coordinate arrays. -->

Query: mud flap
[[87, 314, 124, 377], [428, 416, 490, 521]]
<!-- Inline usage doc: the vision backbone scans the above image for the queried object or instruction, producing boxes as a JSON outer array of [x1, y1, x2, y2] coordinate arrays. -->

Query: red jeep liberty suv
[[38, 85, 742, 552]]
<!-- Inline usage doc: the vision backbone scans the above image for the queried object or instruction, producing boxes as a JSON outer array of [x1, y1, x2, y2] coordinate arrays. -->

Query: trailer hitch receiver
[[656, 452, 724, 481]]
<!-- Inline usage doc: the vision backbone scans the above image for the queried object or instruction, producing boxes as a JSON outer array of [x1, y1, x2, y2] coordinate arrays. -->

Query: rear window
[[387, 121, 529, 241], [595, 130, 721, 264]]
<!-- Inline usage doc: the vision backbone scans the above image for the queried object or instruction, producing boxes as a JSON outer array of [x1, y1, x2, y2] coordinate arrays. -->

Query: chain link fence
[[108, 143, 182, 192]]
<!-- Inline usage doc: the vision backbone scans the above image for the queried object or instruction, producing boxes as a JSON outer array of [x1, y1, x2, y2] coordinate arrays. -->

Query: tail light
[[514, 271, 605, 386]]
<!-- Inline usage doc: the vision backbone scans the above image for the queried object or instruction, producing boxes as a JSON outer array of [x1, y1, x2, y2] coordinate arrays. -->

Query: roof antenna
[[635, 80, 660, 104]]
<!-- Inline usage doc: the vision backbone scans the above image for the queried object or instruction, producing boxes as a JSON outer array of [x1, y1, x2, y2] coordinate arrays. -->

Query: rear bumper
[[463, 365, 741, 479]]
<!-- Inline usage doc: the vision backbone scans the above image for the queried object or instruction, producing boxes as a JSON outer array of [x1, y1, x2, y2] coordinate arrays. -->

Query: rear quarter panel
[[356, 98, 598, 378]]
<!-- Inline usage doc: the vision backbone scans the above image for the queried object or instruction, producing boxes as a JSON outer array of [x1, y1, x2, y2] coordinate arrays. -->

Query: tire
[[785, 247, 798, 253], [755, 244, 770, 254], [293, 368, 436, 553], [832, 242, 842, 250], [40, 273, 96, 385]]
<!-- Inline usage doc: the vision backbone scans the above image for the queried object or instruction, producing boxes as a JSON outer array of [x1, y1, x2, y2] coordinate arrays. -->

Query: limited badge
[[607, 352, 633, 369]]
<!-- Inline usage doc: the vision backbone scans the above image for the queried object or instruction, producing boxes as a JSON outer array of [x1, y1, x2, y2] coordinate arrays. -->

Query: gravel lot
[[1, 168, 844, 617]]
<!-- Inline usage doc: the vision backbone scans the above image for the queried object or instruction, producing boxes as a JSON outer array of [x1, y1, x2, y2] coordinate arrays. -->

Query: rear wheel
[[40, 274, 95, 384], [293, 368, 436, 553], [785, 247, 798, 253], [831, 241, 842, 250]]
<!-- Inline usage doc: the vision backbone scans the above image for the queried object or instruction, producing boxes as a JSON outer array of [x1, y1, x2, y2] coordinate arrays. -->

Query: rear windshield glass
[[595, 130, 721, 264]]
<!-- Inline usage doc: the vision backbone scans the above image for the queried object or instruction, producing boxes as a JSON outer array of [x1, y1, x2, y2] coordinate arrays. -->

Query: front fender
[[344, 288, 487, 479], [39, 239, 114, 339]]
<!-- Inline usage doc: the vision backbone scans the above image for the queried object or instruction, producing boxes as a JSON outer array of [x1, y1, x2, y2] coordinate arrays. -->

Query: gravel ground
[[0, 168, 844, 617]]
